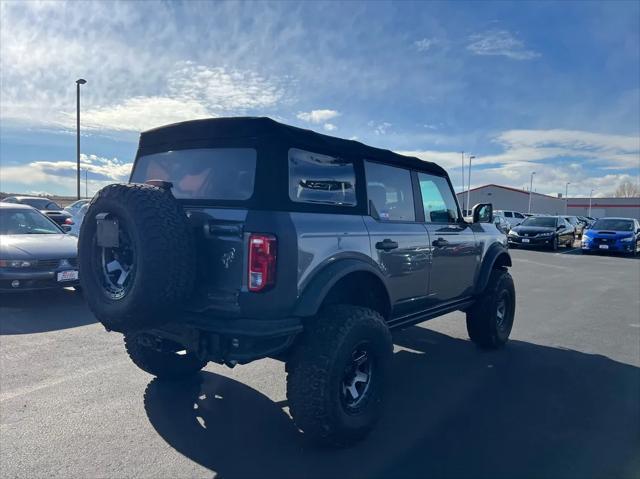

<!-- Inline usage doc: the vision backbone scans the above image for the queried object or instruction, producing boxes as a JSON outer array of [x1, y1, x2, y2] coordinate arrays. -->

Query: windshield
[[0, 209, 62, 235], [520, 217, 557, 228], [131, 148, 256, 200], [19, 198, 61, 210], [591, 219, 634, 231]]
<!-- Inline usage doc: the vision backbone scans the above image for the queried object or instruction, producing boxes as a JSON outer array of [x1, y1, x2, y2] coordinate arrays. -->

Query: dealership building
[[456, 184, 640, 219]]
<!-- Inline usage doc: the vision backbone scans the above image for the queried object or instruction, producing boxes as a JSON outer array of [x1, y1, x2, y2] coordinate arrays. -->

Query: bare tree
[[612, 180, 640, 198]]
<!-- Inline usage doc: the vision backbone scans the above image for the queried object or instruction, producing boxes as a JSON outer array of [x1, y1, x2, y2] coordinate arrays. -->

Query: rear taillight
[[248, 234, 277, 292]]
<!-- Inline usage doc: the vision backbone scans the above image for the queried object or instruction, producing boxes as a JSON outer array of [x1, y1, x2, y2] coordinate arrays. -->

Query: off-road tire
[[286, 305, 393, 447], [78, 183, 195, 332], [466, 268, 516, 349], [124, 333, 206, 379]]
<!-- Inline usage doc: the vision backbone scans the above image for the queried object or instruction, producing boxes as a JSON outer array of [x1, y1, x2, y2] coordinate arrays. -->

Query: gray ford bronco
[[78, 117, 514, 446]]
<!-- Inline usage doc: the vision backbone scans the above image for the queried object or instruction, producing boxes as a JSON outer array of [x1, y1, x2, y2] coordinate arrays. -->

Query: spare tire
[[78, 183, 195, 332]]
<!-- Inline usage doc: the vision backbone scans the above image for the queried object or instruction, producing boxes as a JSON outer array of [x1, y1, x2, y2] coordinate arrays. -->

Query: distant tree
[[612, 180, 640, 198]]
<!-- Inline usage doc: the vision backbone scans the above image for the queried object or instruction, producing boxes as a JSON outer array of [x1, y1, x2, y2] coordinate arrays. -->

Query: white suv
[[495, 210, 526, 227]]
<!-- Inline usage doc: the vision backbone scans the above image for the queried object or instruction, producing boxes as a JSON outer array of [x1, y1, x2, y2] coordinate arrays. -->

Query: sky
[[1, 0, 639, 198]]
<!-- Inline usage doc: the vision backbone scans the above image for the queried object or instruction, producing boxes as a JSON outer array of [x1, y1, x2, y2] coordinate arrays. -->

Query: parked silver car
[[0, 203, 79, 291]]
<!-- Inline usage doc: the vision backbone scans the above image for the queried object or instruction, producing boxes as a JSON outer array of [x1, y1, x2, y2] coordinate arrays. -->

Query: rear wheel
[[466, 268, 516, 349], [124, 333, 206, 379], [286, 305, 392, 446]]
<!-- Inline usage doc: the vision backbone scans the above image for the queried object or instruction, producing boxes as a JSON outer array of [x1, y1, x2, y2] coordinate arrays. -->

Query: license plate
[[599, 244, 609, 250], [57, 270, 79, 282], [522, 238, 530, 243]]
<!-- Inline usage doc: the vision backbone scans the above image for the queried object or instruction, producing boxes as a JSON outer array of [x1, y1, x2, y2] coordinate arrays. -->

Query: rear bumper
[[0, 269, 79, 291], [150, 315, 303, 365]]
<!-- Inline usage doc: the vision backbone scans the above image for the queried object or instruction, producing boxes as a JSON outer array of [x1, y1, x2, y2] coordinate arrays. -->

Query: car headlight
[[539, 232, 553, 237], [0, 260, 34, 268], [621, 236, 633, 243], [509, 231, 518, 237]]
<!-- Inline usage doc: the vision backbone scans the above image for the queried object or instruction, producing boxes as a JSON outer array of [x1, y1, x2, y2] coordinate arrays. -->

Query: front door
[[417, 172, 480, 304], [363, 162, 431, 317]]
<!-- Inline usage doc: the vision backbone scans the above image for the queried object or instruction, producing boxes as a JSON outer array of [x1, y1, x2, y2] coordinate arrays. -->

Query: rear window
[[131, 148, 256, 200], [288, 148, 357, 206]]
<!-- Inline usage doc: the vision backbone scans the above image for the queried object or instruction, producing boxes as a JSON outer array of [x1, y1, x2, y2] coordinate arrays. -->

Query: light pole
[[588, 189, 594, 217], [85, 169, 88, 198], [565, 182, 570, 214], [76, 78, 87, 200], [466, 155, 476, 214], [528, 171, 536, 214], [460, 151, 465, 206]]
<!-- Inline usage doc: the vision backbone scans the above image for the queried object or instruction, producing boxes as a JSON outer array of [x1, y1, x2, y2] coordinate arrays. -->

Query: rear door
[[417, 172, 480, 304], [130, 147, 258, 313], [363, 161, 431, 317]]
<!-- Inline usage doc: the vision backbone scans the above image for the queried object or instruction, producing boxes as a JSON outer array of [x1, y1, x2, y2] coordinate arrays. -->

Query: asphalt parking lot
[[1, 248, 639, 479]]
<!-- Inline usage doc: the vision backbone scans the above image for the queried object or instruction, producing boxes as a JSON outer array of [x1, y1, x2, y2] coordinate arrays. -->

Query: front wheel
[[286, 305, 393, 446], [124, 333, 206, 380], [551, 236, 559, 251], [466, 268, 516, 349]]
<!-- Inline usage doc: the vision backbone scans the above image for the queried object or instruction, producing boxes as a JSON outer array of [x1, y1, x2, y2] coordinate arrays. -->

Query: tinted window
[[19, 198, 60, 210], [288, 149, 356, 206], [418, 173, 459, 223], [365, 162, 415, 221], [521, 217, 556, 228], [591, 219, 634, 231], [131, 148, 256, 200], [514, 212, 525, 219], [504, 212, 513, 217], [0, 209, 61, 235]]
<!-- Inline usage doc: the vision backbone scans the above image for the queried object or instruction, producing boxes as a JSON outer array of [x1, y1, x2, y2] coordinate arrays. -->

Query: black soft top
[[139, 117, 447, 177]]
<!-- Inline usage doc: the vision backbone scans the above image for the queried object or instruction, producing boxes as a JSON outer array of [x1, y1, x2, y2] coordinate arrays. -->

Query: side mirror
[[472, 203, 493, 223], [61, 224, 72, 233], [557, 225, 563, 230]]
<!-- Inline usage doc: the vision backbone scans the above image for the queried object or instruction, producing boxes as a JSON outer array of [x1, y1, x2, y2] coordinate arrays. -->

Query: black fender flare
[[293, 258, 391, 318], [474, 243, 512, 294]]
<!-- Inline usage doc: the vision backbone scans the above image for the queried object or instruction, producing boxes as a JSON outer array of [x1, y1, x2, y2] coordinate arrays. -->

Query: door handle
[[432, 238, 449, 247], [375, 239, 399, 251]]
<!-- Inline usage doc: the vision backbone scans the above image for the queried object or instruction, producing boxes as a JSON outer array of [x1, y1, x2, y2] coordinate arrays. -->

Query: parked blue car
[[581, 217, 640, 256]]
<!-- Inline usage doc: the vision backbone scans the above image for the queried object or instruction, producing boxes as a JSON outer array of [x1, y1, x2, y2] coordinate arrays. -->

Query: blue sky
[[1, 0, 638, 198]]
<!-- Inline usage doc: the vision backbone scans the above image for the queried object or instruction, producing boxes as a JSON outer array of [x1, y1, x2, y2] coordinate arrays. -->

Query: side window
[[417, 173, 460, 223], [504, 211, 513, 218], [364, 161, 415, 221], [514, 212, 525, 219], [288, 149, 356, 206]]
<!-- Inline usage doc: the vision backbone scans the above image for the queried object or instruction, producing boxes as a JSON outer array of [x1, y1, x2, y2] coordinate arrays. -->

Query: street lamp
[[460, 151, 465, 202], [466, 155, 476, 214], [589, 189, 595, 217], [528, 171, 536, 214], [565, 182, 570, 214], [76, 78, 87, 200]]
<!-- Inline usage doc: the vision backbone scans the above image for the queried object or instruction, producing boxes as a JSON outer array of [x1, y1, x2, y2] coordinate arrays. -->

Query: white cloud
[[1, 154, 132, 196], [78, 97, 212, 132], [398, 128, 639, 196], [369, 121, 392, 136], [482, 129, 640, 169], [467, 30, 540, 60], [297, 109, 340, 124], [414, 38, 436, 52], [323, 123, 337, 132]]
